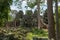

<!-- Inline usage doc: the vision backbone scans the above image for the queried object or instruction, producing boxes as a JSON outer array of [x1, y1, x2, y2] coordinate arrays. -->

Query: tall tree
[[37, 0, 42, 29], [27, 0, 44, 29], [47, 0, 56, 40], [55, 0, 60, 40]]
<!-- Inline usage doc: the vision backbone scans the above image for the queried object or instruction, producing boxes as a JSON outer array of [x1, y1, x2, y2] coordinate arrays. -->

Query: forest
[[0, 0, 60, 40]]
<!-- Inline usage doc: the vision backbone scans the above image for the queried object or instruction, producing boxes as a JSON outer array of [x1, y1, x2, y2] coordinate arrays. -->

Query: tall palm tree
[[55, 0, 60, 40], [47, 0, 56, 40]]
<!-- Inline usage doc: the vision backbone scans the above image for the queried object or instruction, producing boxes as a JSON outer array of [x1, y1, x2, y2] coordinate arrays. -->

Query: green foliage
[[14, 0, 22, 9], [0, 27, 31, 40], [15, 10, 23, 19], [33, 10, 38, 18], [31, 28, 48, 37], [26, 28, 48, 40], [26, 33, 33, 40], [8, 15, 12, 21], [58, 6, 60, 18], [27, 0, 45, 8], [58, 6, 60, 26], [32, 29, 45, 35], [0, 0, 12, 26], [27, 0, 38, 8], [22, 10, 33, 27], [43, 9, 48, 24], [32, 10, 38, 27], [0, 27, 48, 40], [26, 10, 33, 16], [9, 10, 38, 27], [27, 2, 37, 8]]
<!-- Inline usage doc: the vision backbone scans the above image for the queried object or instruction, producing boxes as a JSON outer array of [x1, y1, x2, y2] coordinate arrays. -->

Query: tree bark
[[37, 0, 42, 29], [55, 0, 60, 40], [47, 0, 56, 40]]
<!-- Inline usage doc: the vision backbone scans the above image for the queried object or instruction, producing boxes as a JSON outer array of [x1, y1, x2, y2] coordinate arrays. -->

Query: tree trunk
[[14, 19, 17, 27], [55, 0, 60, 40], [47, 0, 56, 40], [37, 0, 42, 29]]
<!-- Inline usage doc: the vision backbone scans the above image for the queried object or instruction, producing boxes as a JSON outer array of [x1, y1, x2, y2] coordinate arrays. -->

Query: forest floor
[[0, 27, 48, 40]]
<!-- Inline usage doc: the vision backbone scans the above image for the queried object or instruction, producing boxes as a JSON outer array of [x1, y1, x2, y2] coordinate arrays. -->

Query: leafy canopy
[[0, 0, 13, 26]]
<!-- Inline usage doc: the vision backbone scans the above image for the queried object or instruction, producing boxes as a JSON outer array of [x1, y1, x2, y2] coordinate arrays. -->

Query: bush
[[32, 29, 45, 35], [0, 32, 19, 40]]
